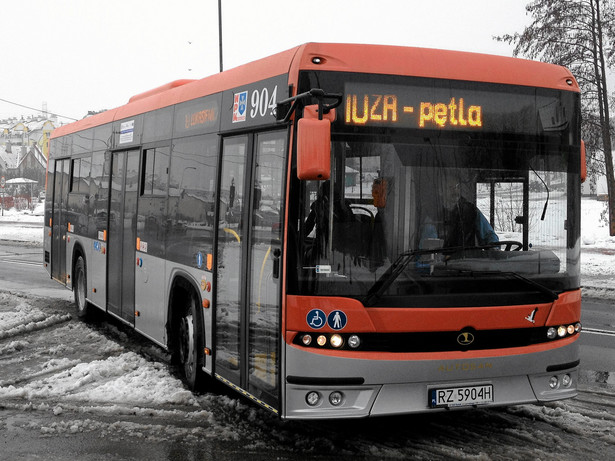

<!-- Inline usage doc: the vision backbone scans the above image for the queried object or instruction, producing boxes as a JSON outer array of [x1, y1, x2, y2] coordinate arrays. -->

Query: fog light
[[562, 374, 572, 387], [547, 327, 557, 339], [302, 334, 312, 346], [306, 391, 321, 406], [348, 335, 361, 349], [575, 322, 582, 333], [557, 326, 567, 338], [329, 391, 344, 406], [567, 324, 575, 335], [330, 334, 343, 348], [316, 335, 327, 347], [549, 376, 559, 389]]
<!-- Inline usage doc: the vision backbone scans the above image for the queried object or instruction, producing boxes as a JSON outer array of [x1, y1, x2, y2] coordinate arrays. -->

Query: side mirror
[[580, 140, 587, 183], [296, 105, 335, 180]]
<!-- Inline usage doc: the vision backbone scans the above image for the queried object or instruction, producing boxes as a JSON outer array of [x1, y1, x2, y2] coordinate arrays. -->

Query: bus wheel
[[73, 256, 89, 318], [178, 295, 206, 390]]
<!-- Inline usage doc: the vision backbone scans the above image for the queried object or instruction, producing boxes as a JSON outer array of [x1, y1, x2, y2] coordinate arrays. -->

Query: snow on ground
[[0, 201, 45, 243]]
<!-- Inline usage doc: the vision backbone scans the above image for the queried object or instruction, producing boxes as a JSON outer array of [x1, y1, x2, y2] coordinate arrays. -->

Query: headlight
[[306, 391, 321, 406], [330, 334, 343, 348], [557, 326, 567, 338], [348, 335, 361, 349], [329, 391, 344, 406], [547, 327, 557, 339]]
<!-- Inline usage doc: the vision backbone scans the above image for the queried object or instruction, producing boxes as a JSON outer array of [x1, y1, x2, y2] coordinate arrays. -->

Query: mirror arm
[[276, 89, 342, 123]]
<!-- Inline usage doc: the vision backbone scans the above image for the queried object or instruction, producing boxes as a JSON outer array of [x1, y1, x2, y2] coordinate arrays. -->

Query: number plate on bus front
[[429, 384, 493, 408]]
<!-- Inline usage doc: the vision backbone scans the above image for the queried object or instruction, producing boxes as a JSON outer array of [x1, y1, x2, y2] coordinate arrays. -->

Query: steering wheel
[[499, 240, 523, 251]]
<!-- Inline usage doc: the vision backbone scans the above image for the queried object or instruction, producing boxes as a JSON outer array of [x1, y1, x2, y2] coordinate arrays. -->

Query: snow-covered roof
[[0, 143, 46, 170], [0, 144, 21, 169]]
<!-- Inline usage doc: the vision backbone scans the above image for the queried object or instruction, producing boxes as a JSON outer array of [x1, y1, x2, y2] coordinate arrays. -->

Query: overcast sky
[[0, 0, 530, 123]]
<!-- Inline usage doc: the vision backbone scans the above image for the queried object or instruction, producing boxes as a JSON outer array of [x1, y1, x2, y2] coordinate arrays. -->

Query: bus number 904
[[250, 85, 278, 119]]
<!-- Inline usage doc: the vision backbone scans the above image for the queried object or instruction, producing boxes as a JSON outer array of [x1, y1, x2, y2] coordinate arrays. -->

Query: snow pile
[[0, 351, 197, 406], [581, 199, 615, 249]]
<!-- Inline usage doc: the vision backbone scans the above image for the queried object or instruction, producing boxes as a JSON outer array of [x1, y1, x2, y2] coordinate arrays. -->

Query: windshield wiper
[[444, 268, 559, 301], [363, 247, 453, 307], [363, 249, 559, 307]]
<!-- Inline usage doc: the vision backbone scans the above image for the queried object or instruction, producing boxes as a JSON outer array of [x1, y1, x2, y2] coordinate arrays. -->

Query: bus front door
[[215, 131, 286, 412], [107, 149, 140, 323]]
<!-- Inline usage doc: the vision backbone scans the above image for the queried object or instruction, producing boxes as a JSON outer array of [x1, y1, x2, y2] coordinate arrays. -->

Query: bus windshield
[[290, 120, 580, 308]]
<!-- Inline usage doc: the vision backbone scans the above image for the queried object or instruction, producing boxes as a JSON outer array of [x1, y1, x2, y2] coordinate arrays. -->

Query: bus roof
[[52, 43, 579, 139]]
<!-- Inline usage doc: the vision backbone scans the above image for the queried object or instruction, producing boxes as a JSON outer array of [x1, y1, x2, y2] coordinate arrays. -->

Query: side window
[[137, 146, 170, 258], [166, 135, 218, 265], [70, 156, 92, 194], [70, 158, 80, 193], [68, 153, 92, 234], [141, 147, 170, 196]]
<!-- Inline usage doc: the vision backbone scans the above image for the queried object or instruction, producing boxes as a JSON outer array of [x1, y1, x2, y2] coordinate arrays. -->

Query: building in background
[[0, 116, 54, 208]]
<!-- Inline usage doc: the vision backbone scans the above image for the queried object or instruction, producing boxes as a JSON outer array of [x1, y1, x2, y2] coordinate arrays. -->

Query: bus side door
[[107, 149, 140, 323], [215, 130, 286, 412], [51, 158, 70, 284]]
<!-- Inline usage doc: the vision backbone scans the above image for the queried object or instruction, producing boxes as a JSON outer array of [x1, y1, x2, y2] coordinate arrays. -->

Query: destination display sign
[[342, 82, 569, 134], [174, 94, 221, 137]]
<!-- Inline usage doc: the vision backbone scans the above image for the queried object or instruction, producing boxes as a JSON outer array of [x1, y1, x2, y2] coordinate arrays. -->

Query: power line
[[0, 96, 78, 121]]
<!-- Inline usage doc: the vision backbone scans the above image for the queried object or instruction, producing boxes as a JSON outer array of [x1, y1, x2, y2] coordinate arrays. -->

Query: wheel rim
[[179, 313, 195, 377], [76, 267, 86, 312]]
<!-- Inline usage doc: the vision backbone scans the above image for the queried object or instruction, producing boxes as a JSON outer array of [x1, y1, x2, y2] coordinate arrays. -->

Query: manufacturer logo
[[457, 331, 475, 346], [525, 307, 538, 324]]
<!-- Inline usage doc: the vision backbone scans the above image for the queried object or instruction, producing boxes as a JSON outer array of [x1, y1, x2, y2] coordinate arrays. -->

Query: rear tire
[[178, 293, 206, 390], [73, 256, 89, 319]]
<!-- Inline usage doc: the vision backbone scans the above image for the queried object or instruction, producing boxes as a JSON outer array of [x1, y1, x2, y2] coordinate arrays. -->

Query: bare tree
[[496, 0, 615, 235]]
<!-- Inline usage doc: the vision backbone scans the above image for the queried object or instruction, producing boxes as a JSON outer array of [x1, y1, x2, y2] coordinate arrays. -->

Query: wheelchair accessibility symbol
[[306, 309, 326, 329]]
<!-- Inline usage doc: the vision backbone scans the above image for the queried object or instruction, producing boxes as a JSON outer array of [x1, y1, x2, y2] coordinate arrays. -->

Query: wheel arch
[[166, 271, 204, 352], [71, 240, 88, 288]]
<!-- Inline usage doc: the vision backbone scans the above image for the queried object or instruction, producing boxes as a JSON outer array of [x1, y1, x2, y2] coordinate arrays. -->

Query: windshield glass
[[289, 135, 580, 307]]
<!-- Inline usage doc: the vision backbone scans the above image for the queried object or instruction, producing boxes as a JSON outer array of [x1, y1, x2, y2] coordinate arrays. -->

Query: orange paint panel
[[51, 43, 578, 141], [286, 290, 581, 335], [545, 290, 582, 325], [291, 43, 579, 92]]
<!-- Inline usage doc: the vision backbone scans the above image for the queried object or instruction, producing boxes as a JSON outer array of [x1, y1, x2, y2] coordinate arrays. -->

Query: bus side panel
[[134, 252, 167, 346], [64, 234, 106, 310], [88, 237, 107, 310]]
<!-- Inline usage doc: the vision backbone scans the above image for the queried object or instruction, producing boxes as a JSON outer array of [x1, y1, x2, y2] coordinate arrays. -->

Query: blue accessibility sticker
[[327, 310, 347, 330], [306, 309, 326, 330]]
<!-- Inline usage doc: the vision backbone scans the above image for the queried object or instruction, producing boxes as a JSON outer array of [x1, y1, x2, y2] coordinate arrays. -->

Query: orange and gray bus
[[44, 43, 584, 418]]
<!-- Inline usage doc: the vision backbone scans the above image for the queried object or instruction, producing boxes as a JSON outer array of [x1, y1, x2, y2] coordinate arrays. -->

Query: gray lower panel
[[283, 341, 579, 419]]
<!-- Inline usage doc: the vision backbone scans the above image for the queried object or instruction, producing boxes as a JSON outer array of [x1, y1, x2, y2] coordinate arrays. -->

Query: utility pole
[[218, 0, 223, 72]]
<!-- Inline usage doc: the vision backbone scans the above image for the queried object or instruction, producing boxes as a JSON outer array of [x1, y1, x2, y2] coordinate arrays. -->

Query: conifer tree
[[496, 0, 615, 235]]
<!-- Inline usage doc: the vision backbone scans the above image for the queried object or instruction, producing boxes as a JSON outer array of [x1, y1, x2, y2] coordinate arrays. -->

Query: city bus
[[44, 43, 584, 419]]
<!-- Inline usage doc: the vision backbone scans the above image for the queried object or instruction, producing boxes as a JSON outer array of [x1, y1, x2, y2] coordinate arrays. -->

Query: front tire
[[73, 256, 89, 318], [178, 294, 206, 390]]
